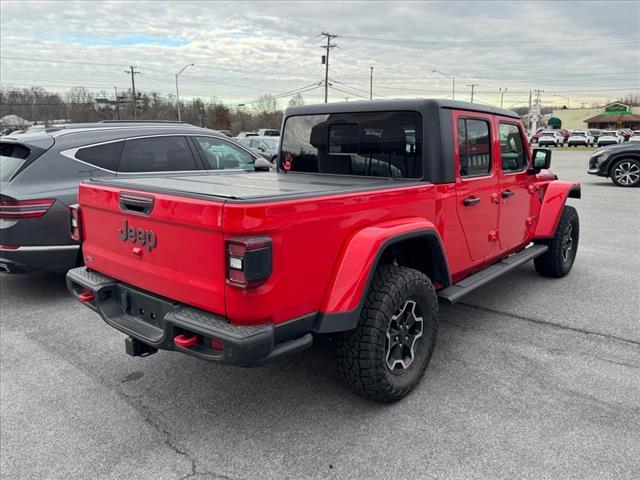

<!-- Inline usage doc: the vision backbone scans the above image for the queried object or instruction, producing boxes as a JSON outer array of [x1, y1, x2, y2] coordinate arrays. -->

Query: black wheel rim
[[561, 223, 574, 263], [385, 300, 424, 372]]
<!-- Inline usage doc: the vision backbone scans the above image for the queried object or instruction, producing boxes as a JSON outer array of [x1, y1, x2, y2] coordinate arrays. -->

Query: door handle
[[463, 196, 481, 206], [501, 190, 515, 198]]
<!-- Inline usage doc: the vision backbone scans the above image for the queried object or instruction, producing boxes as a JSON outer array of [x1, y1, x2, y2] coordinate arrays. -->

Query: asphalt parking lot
[[1, 149, 639, 480]]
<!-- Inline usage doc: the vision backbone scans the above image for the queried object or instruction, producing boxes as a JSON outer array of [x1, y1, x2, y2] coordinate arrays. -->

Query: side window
[[458, 118, 492, 177], [75, 141, 124, 171], [119, 136, 197, 173], [194, 136, 254, 171], [499, 123, 527, 172]]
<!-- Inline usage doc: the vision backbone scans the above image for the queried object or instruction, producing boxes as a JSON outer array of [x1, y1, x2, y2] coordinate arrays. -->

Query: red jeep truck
[[67, 100, 580, 402]]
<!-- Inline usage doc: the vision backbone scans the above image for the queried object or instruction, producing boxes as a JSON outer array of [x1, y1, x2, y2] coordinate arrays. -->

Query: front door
[[496, 121, 532, 252], [454, 113, 499, 261]]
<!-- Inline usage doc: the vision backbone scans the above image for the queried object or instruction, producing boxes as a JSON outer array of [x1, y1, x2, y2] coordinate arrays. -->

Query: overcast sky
[[1, 0, 639, 109]]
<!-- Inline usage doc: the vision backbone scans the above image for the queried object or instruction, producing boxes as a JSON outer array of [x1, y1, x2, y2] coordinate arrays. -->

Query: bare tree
[[288, 94, 305, 108], [253, 94, 278, 113]]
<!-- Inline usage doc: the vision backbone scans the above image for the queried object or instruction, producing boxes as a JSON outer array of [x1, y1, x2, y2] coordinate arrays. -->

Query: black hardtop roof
[[285, 98, 520, 119]]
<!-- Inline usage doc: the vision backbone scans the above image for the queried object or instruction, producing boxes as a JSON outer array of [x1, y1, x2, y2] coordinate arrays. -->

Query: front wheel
[[334, 265, 438, 403], [610, 158, 640, 187], [534, 205, 579, 278]]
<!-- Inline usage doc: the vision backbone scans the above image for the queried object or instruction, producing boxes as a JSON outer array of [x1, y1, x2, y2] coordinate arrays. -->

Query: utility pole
[[467, 83, 479, 103], [320, 32, 338, 103], [114, 86, 120, 120], [499, 87, 507, 109], [534, 89, 544, 104], [531, 89, 544, 134], [528, 89, 532, 132], [124, 66, 141, 119], [370, 66, 373, 100]]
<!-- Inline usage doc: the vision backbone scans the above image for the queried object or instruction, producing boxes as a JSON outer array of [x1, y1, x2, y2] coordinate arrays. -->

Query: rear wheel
[[334, 265, 438, 403], [610, 158, 640, 187], [534, 205, 579, 278]]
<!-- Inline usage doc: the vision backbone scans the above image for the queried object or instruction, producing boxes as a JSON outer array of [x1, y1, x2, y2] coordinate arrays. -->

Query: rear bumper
[[0, 245, 79, 273], [66, 267, 313, 366]]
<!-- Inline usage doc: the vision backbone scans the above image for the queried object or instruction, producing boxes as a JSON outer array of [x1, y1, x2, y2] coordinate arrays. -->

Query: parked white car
[[628, 131, 640, 143], [257, 128, 280, 137], [567, 130, 595, 147], [537, 130, 564, 147], [597, 130, 624, 146]]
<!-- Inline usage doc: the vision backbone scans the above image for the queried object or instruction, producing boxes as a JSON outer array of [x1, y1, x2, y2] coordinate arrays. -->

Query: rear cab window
[[280, 111, 422, 178], [118, 136, 198, 173]]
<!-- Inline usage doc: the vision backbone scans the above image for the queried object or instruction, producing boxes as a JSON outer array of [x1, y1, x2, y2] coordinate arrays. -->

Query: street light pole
[[432, 69, 455, 100], [370, 66, 373, 100], [175, 63, 195, 121]]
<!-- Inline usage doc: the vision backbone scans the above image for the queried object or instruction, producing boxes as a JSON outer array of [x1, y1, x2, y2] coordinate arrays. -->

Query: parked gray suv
[[0, 122, 269, 273]]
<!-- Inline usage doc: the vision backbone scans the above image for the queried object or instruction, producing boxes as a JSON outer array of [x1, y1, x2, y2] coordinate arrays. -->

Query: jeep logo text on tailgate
[[118, 219, 157, 251]]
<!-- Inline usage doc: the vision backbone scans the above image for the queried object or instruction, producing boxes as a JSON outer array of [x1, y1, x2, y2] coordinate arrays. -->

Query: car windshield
[[632, 132, 640, 136], [572, 132, 586, 137], [542, 131, 556, 135], [602, 131, 616, 136]]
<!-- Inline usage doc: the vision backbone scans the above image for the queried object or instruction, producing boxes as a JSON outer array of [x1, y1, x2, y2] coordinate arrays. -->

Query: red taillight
[[0, 198, 55, 219], [226, 236, 272, 288], [69, 204, 82, 241]]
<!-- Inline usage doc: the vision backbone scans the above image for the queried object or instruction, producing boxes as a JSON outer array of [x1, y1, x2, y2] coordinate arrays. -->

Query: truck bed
[[88, 171, 420, 202]]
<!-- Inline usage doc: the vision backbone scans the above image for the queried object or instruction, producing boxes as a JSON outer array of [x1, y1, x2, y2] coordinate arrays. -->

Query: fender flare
[[314, 217, 449, 334], [533, 180, 581, 239]]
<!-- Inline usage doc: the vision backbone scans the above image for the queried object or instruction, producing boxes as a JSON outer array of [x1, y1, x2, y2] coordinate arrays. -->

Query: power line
[[339, 34, 640, 48], [328, 85, 369, 100]]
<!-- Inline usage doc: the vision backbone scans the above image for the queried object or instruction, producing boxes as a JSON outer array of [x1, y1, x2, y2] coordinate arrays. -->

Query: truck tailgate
[[79, 183, 226, 314]]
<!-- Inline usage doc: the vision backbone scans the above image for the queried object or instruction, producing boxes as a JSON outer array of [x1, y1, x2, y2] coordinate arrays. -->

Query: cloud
[[1, 0, 638, 107]]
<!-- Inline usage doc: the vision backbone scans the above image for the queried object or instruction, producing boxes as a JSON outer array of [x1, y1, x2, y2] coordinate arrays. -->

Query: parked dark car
[[0, 122, 270, 273], [588, 143, 640, 187]]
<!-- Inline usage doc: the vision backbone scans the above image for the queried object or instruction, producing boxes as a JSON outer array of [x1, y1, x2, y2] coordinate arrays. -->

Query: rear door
[[116, 136, 201, 175], [454, 112, 499, 261], [496, 120, 533, 252]]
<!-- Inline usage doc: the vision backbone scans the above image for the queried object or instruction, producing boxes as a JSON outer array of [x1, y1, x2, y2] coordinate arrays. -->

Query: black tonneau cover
[[87, 171, 422, 202]]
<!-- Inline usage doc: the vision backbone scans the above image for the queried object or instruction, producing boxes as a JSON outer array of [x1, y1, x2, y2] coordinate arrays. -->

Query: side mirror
[[254, 157, 273, 172], [530, 148, 551, 172]]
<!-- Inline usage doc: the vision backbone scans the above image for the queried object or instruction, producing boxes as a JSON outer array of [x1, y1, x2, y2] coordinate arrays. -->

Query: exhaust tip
[[0, 264, 9, 273]]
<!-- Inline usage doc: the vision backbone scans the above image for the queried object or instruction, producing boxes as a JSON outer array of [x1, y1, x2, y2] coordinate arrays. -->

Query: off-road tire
[[610, 158, 640, 187], [334, 265, 438, 403], [534, 205, 579, 278]]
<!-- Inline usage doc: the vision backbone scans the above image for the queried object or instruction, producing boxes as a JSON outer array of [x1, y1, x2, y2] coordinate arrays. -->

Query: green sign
[[604, 103, 630, 115]]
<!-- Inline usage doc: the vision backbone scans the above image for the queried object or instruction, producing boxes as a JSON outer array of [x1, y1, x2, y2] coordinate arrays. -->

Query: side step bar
[[438, 244, 548, 304]]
